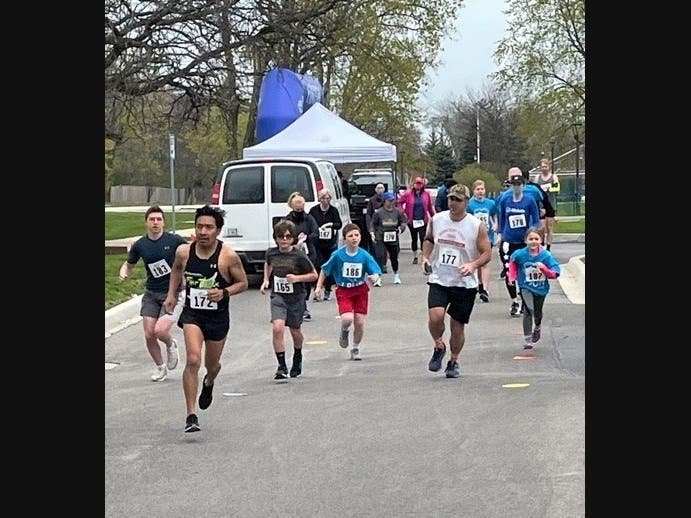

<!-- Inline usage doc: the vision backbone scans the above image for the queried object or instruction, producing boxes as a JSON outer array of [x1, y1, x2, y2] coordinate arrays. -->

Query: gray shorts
[[141, 290, 183, 320], [270, 293, 306, 329]]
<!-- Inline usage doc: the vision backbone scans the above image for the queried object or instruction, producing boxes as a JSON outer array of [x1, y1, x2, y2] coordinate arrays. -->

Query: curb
[[105, 295, 143, 338], [557, 255, 585, 305]]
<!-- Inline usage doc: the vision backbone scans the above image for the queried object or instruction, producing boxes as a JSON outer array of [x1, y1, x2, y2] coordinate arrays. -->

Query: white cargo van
[[210, 157, 351, 274]]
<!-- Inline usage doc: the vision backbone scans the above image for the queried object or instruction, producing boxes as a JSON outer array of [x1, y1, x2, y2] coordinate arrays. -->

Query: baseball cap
[[414, 177, 424, 185], [447, 183, 470, 200], [509, 175, 525, 185], [382, 191, 395, 202]]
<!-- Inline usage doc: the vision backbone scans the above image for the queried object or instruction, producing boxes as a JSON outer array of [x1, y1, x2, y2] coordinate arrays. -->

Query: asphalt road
[[105, 236, 585, 518]]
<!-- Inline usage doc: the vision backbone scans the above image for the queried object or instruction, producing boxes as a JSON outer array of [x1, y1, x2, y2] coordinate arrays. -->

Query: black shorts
[[177, 307, 229, 341], [427, 282, 478, 324]]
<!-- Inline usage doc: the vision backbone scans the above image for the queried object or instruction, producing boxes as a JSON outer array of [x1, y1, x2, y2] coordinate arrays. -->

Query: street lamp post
[[476, 105, 480, 164], [571, 122, 582, 216]]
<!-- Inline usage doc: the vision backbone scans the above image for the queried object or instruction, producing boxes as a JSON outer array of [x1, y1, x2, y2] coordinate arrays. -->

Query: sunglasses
[[277, 234, 293, 240]]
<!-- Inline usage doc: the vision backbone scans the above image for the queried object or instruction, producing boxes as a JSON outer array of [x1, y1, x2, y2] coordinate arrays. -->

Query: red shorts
[[335, 283, 370, 315]]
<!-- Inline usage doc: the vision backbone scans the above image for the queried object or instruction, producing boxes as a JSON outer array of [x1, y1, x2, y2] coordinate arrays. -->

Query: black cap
[[509, 175, 524, 185]]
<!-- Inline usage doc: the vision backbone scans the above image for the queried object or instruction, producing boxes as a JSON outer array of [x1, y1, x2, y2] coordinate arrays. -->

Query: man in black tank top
[[164, 205, 248, 433]]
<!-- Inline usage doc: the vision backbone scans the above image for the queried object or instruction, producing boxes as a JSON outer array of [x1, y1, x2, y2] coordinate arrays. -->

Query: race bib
[[412, 219, 424, 229], [342, 262, 363, 278], [273, 276, 294, 294], [383, 231, 397, 242], [147, 259, 171, 278], [507, 213, 527, 229], [319, 227, 333, 240], [438, 246, 459, 267], [188, 287, 217, 310], [525, 265, 545, 283], [475, 212, 489, 226]]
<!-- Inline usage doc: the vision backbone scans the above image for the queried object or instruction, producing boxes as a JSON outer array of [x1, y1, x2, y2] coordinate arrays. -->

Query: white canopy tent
[[243, 102, 397, 164]]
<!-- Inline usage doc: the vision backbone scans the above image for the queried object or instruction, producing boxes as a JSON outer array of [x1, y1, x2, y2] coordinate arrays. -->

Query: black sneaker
[[274, 366, 289, 380], [199, 375, 214, 410], [428, 345, 446, 372], [445, 361, 460, 378], [412, 257, 418, 265], [510, 301, 519, 317], [479, 290, 489, 303], [290, 358, 302, 378], [303, 310, 311, 321], [185, 413, 200, 433]]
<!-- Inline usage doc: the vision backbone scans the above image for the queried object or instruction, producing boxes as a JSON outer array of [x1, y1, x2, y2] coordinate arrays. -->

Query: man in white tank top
[[420, 183, 492, 378]]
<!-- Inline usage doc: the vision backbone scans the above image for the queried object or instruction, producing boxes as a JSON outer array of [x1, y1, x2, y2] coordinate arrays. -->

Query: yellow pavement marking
[[305, 340, 328, 345], [513, 355, 536, 360], [502, 383, 530, 388]]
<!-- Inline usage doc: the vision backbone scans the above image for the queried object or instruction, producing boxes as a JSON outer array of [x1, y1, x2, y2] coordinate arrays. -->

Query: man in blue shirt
[[495, 171, 540, 317]]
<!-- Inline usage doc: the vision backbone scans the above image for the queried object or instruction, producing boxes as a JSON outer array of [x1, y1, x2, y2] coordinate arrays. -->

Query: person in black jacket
[[285, 192, 319, 319], [308, 188, 343, 301]]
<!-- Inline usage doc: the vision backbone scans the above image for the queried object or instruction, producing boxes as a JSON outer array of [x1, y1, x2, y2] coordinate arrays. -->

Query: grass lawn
[[105, 212, 196, 240], [105, 254, 147, 311], [553, 218, 585, 234]]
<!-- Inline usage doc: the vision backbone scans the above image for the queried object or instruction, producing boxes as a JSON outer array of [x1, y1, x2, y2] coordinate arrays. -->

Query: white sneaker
[[393, 273, 401, 284], [350, 348, 362, 361], [151, 364, 167, 382], [374, 278, 382, 287], [166, 339, 180, 370]]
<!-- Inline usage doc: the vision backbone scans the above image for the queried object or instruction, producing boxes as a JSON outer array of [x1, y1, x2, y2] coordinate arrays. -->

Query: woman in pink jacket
[[398, 176, 435, 264]]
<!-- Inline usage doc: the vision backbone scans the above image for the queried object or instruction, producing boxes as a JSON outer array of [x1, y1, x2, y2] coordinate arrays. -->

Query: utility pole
[[571, 123, 582, 216]]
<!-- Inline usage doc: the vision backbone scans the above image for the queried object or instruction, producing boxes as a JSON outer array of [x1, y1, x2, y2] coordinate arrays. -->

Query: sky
[[417, 0, 508, 111]]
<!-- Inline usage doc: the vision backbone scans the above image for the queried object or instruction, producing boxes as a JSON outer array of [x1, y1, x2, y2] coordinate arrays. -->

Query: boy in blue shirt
[[314, 223, 381, 360]]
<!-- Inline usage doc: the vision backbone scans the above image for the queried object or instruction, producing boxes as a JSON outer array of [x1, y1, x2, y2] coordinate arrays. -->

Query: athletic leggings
[[407, 223, 426, 252], [375, 241, 400, 273], [519, 290, 546, 335]]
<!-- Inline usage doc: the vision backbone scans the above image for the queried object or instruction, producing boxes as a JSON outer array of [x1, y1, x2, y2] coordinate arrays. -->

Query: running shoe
[[151, 365, 167, 382], [350, 348, 362, 361], [198, 375, 214, 410], [523, 343, 534, 350], [444, 361, 460, 378], [166, 339, 179, 370], [303, 310, 312, 320], [274, 366, 289, 380], [324, 290, 332, 301], [531, 327, 541, 343], [290, 358, 302, 378], [510, 301, 520, 317], [428, 344, 446, 372], [185, 413, 200, 433], [479, 290, 489, 303], [339, 329, 349, 349], [393, 273, 401, 284], [373, 278, 382, 287]]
